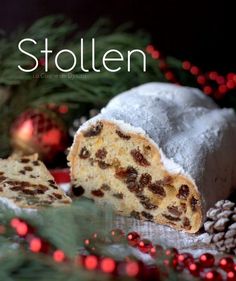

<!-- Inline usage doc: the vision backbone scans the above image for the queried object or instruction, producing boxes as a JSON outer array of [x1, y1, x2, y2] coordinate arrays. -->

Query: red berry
[[219, 257, 234, 272], [199, 253, 215, 267], [127, 232, 140, 247], [204, 270, 222, 281], [138, 239, 153, 254]]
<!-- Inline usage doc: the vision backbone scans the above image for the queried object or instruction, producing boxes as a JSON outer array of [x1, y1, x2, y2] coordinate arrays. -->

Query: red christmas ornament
[[10, 109, 68, 163], [138, 239, 153, 254], [204, 270, 222, 281], [127, 232, 140, 247], [219, 257, 234, 272], [199, 253, 215, 267]]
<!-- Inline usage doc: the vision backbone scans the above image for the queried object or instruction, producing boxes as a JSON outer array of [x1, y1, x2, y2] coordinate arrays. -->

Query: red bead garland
[[146, 44, 236, 99], [5, 217, 236, 281]]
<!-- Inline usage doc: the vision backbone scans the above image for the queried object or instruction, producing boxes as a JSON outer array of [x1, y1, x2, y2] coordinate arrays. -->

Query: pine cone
[[204, 200, 236, 254], [69, 109, 100, 137]]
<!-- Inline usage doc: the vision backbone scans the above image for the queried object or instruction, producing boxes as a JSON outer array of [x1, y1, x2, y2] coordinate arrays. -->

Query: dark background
[[0, 0, 234, 73]]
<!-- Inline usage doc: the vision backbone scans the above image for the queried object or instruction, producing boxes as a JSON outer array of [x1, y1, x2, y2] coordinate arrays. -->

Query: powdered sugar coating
[[76, 82, 236, 217]]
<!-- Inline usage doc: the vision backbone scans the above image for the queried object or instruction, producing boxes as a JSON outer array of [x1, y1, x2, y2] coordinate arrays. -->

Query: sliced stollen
[[0, 154, 71, 209], [68, 82, 236, 233]]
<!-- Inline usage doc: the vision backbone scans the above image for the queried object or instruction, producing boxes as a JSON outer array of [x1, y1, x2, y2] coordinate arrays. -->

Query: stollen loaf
[[68, 83, 236, 233], [0, 154, 71, 209]]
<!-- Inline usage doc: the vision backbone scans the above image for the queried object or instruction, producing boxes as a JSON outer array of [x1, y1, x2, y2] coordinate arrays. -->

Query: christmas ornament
[[204, 200, 236, 254], [10, 109, 68, 163], [69, 108, 100, 137]]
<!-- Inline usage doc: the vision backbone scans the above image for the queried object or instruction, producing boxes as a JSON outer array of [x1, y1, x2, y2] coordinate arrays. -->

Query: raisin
[[130, 148, 150, 167], [0, 172, 4, 175], [142, 201, 157, 210], [136, 194, 156, 209], [190, 196, 198, 212], [36, 190, 45, 194], [177, 185, 190, 200], [30, 175, 37, 179], [141, 211, 153, 220], [0, 176, 7, 182], [0, 187, 3, 192], [79, 147, 90, 159], [72, 185, 85, 197], [98, 161, 111, 169], [49, 183, 58, 189], [180, 203, 187, 213], [24, 166, 33, 172], [167, 206, 182, 216], [22, 189, 36, 195], [48, 180, 55, 184], [91, 189, 104, 197], [37, 185, 49, 192], [32, 160, 40, 166], [101, 184, 111, 191], [10, 186, 22, 191], [53, 192, 62, 199], [139, 173, 152, 186], [19, 170, 26, 175], [20, 158, 30, 163], [130, 210, 141, 219], [148, 182, 166, 197], [95, 148, 107, 159], [83, 121, 103, 137], [162, 214, 181, 222], [115, 166, 138, 181], [127, 182, 143, 193], [116, 130, 131, 140], [183, 217, 191, 229], [113, 193, 124, 199]]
